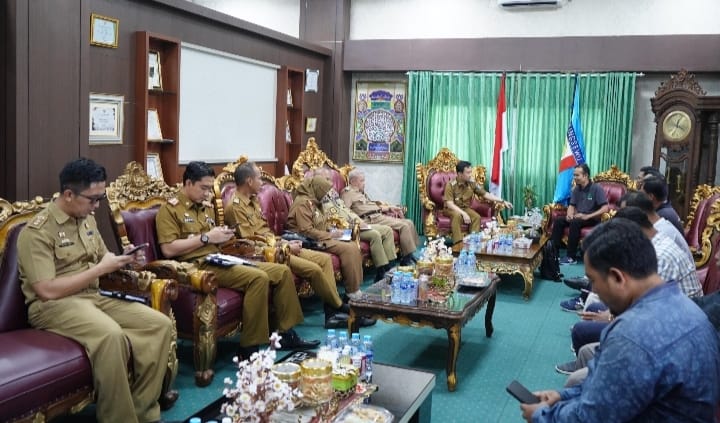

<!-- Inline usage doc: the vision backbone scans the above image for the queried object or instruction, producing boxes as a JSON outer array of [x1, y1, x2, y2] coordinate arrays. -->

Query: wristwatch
[[200, 233, 210, 245]]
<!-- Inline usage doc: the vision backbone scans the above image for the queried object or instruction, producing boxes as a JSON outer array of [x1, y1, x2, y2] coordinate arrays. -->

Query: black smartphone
[[506, 380, 540, 404], [124, 243, 149, 256]]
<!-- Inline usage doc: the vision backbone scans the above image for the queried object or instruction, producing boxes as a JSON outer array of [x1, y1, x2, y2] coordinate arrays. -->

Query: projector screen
[[179, 43, 278, 163]]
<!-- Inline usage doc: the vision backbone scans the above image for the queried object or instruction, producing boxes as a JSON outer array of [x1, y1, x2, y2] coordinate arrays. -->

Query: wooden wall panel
[[3, 0, 330, 201]]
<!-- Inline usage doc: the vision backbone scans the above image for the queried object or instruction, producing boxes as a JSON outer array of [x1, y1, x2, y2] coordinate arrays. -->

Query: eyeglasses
[[75, 192, 107, 204]]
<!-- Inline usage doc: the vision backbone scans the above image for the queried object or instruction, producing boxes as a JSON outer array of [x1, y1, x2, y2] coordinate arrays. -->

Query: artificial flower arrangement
[[221, 332, 301, 423]]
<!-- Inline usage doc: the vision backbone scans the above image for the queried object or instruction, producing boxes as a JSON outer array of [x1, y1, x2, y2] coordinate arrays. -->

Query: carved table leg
[[485, 291, 496, 338], [446, 323, 461, 391], [519, 264, 534, 301]]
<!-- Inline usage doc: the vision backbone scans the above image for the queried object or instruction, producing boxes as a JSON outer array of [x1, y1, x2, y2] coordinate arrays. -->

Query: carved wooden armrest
[[421, 198, 436, 211], [142, 260, 217, 294], [99, 269, 178, 315]]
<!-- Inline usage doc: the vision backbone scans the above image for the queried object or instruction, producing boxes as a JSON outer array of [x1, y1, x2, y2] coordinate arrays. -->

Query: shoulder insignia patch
[[167, 197, 179, 206], [450, 180, 457, 186], [28, 213, 48, 228], [233, 197, 240, 204]]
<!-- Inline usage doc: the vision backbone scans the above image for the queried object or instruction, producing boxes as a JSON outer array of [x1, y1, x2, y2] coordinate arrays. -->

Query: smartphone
[[124, 243, 149, 256], [506, 380, 540, 404]]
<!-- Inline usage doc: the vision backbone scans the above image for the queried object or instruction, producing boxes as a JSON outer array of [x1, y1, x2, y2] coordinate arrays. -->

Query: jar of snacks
[[271, 362, 301, 391], [300, 358, 333, 405], [332, 363, 359, 393], [433, 254, 454, 278], [415, 259, 433, 276]]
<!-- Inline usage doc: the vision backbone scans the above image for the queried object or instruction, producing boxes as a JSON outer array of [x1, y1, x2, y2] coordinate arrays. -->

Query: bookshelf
[[275, 66, 305, 175], [135, 31, 180, 183]]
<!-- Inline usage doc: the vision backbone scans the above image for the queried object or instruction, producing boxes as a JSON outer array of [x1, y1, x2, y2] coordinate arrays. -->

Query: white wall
[[187, 0, 300, 37], [350, 0, 720, 39]]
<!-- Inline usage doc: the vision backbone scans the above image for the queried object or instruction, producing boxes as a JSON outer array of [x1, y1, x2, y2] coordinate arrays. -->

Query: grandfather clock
[[651, 69, 720, 220]]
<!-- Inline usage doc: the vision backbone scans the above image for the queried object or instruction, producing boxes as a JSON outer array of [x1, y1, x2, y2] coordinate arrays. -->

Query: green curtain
[[403, 71, 637, 232]]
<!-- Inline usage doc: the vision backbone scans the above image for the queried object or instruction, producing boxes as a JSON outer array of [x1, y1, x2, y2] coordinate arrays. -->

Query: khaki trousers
[[199, 261, 303, 347], [443, 207, 481, 243], [290, 249, 342, 308], [367, 214, 420, 256], [322, 239, 363, 293], [359, 224, 396, 266], [28, 292, 172, 423]]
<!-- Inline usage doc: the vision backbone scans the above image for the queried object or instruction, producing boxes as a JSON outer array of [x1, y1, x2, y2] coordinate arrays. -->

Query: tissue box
[[512, 237, 532, 249]]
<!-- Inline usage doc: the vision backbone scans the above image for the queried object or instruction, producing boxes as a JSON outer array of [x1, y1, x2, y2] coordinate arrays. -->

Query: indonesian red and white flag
[[490, 74, 507, 197]]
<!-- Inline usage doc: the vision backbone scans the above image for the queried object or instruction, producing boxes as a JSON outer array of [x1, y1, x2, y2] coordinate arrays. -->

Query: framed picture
[[305, 117, 317, 133], [148, 51, 162, 90], [147, 109, 163, 141], [146, 153, 164, 180], [305, 69, 319, 93], [89, 93, 123, 144], [352, 81, 407, 163], [90, 13, 119, 48]]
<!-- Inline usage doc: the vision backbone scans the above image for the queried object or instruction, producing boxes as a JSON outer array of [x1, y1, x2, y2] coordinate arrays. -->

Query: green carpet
[[55, 256, 589, 422], [157, 260, 588, 423]]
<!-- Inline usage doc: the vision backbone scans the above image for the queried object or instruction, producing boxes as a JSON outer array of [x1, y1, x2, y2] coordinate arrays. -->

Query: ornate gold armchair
[[416, 148, 502, 238], [106, 162, 227, 388], [0, 196, 178, 421], [542, 164, 635, 246], [695, 198, 720, 294], [278, 137, 354, 194]]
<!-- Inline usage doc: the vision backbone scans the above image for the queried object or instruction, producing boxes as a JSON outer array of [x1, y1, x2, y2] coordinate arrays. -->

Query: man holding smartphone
[[156, 161, 320, 359], [520, 218, 719, 422], [17, 158, 172, 423], [225, 162, 374, 329]]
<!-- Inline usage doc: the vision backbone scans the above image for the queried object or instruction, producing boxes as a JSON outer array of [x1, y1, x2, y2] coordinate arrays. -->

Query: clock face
[[662, 110, 692, 142]]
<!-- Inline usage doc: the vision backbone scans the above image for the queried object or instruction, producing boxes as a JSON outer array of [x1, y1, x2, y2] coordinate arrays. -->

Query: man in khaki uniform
[[342, 168, 420, 266], [226, 163, 373, 328], [17, 158, 172, 423], [288, 176, 368, 301], [314, 168, 396, 281], [156, 161, 319, 357], [444, 160, 513, 243]]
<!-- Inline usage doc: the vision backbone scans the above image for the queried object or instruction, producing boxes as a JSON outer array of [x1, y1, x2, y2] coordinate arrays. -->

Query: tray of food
[[457, 272, 491, 288], [334, 404, 394, 423]]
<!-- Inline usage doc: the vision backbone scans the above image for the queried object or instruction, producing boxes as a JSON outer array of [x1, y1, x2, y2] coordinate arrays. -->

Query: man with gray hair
[[342, 168, 420, 266]]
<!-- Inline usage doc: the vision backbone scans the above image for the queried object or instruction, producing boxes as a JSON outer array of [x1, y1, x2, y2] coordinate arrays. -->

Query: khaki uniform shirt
[[155, 191, 219, 262], [341, 186, 382, 218], [224, 191, 274, 239], [17, 201, 108, 305], [443, 178, 487, 209]]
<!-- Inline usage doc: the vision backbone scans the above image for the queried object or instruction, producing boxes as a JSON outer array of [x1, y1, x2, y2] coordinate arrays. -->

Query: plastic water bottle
[[325, 329, 338, 349], [403, 272, 414, 304], [391, 271, 403, 303], [189, 418, 201, 423], [338, 331, 348, 351], [408, 277, 418, 303], [362, 335, 374, 383], [457, 250, 468, 277], [350, 332, 361, 355], [467, 251, 476, 275]]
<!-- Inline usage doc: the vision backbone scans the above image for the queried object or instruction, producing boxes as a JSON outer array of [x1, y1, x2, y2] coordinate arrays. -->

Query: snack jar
[[271, 362, 301, 391], [300, 358, 334, 405]]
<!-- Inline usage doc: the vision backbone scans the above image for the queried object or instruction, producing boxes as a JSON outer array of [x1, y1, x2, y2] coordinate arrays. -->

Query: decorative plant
[[523, 185, 537, 210], [221, 333, 301, 423]]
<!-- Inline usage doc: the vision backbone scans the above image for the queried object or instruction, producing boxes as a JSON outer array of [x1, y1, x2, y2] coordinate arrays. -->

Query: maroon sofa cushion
[[686, 193, 720, 252], [0, 224, 28, 332], [121, 207, 163, 263], [256, 183, 293, 236], [0, 330, 93, 421]]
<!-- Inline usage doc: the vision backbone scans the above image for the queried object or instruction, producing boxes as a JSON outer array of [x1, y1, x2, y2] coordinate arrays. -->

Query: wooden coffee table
[[348, 277, 498, 392], [453, 236, 547, 300]]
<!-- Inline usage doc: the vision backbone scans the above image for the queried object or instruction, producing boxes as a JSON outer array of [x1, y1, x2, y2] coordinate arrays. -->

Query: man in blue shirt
[[550, 164, 609, 265], [521, 218, 720, 423]]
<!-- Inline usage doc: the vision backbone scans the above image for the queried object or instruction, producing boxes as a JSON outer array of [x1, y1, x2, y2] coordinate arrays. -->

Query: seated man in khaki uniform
[[17, 158, 172, 423], [444, 160, 512, 244], [342, 168, 420, 266], [156, 161, 320, 358], [314, 167, 396, 282], [226, 162, 372, 329]]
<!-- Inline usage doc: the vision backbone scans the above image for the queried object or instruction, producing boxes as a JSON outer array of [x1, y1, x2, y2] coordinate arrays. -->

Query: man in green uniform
[[17, 158, 172, 423], [314, 167, 396, 281], [227, 162, 372, 328], [444, 160, 513, 243], [156, 161, 319, 357], [342, 168, 420, 266]]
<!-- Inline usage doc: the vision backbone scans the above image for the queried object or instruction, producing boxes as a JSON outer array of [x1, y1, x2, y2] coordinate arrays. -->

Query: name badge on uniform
[[86, 230, 94, 236], [183, 212, 194, 223], [59, 238, 74, 247]]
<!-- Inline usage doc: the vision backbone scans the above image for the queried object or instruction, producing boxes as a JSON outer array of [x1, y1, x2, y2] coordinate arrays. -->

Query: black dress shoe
[[279, 329, 321, 351], [236, 345, 259, 361], [563, 276, 591, 291], [399, 254, 417, 266], [357, 316, 377, 327], [324, 312, 349, 329]]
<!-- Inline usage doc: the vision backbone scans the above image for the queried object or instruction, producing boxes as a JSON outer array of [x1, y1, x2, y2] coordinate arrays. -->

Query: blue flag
[[553, 76, 587, 204]]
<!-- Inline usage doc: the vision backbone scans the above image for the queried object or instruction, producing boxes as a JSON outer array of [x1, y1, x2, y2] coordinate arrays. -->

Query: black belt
[[360, 211, 382, 219]]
